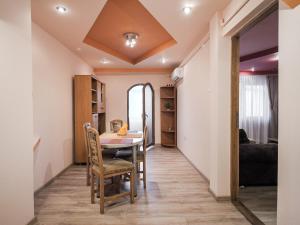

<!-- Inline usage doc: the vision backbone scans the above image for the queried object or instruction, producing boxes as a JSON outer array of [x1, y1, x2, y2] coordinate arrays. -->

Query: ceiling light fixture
[[124, 32, 139, 48], [183, 6, 192, 15], [251, 67, 255, 72], [56, 5, 68, 14], [162, 57, 167, 64]]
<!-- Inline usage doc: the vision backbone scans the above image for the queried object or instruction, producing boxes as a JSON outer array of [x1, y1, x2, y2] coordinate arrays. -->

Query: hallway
[[34, 147, 249, 225]]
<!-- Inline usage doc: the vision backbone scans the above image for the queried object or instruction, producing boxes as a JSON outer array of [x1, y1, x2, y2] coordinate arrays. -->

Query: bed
[[239, 129, 278, 186]]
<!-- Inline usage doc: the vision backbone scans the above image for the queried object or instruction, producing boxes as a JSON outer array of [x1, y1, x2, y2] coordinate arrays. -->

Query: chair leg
[[91, 173, 95, 204], [87, 159, 90, 186], [130, 170, 135, 204], [143, 160, 146, 189], [99, 177, 105, 214]]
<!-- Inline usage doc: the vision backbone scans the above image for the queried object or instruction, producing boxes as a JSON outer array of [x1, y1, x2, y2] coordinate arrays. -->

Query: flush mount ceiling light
[[161, 57, 167, 64], [56, 5, 68, 14], [124, 32, 139, 48], [183, 6, 192, 15]]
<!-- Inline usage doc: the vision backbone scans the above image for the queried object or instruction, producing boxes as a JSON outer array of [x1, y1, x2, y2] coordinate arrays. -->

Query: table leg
[[132, 144, 138, 197]]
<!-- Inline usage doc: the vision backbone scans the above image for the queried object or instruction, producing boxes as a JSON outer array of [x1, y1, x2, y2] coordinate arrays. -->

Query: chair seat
[[93, 158, 134, 176]]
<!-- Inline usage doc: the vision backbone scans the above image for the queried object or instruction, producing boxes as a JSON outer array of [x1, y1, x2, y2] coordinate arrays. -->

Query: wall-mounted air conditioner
[[171, 67, 184, 81]]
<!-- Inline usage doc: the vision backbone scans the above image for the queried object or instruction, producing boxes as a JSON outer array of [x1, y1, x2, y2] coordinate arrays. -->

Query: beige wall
[[96, 74, 172, 144], [277, 5, 300, 225], [0, 0, 35, 224], [177, 42, 211, 179], [32, 23, 92, 191]]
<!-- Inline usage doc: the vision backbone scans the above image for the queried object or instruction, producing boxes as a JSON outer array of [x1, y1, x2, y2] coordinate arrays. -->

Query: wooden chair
[[83, 122, 92, 186], [86, 126, 135, 214], [110, 119, 123, 133]]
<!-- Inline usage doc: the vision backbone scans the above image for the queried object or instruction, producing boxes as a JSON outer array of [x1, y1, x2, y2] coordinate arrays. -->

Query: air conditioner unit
[[171, 67, 184, 81]]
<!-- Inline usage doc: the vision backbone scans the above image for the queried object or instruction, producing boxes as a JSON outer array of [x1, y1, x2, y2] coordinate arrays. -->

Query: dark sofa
[[239, 129, 278, 186]]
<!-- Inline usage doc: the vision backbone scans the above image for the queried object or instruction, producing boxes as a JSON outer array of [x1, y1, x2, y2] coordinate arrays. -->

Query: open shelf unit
[[160, 86, 177, 147], [74, 75, 106, 163]]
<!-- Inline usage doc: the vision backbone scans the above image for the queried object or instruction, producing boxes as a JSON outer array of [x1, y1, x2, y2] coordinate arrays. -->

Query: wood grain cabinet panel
[[74, 75, 106, 163]]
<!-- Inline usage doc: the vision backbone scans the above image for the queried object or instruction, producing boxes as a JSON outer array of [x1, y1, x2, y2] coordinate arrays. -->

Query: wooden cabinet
[[74, 75, 106, 163], [160, 86, 177, 147]]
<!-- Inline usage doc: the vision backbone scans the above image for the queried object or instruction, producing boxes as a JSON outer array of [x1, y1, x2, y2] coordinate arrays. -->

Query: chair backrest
[[143, 126, 148, 153], [110, 119, 123, 133], [86, 126, 104, 174], [83, 122, 91, 157]]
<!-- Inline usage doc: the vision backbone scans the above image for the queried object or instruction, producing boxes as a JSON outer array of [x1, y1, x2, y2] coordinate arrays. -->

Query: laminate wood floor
[[34, 147, 250, 225], [239, 186, 277, 225]]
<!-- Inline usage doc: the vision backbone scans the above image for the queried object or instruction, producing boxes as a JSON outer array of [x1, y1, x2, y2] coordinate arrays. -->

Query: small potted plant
[[164, 102, 172, 110]]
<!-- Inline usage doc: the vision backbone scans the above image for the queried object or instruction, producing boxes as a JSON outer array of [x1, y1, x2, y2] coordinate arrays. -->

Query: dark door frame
[[127, 82, 155, 146]]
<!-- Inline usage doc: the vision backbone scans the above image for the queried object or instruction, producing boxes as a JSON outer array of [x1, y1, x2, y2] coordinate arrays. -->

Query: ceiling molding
[[94, 67, 174, 75], [133, 39, 177, 65], [282, 0, 300, 8], [180, 33, 209, 67], [240, 46, 278, 62], [84, 0, 177, 65]]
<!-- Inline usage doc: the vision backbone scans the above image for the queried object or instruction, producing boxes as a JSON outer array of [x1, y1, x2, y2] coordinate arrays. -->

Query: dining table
[[99, 131, 143, 196]]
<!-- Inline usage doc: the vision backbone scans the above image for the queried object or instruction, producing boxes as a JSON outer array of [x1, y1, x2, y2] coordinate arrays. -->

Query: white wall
[[96, 74, 172, 144], [277, 5, 300, 225], [177, 43, 211, 179], [208, 12, 232, 197], [32, 23, 93, 191], [0, 0, 34, 224]]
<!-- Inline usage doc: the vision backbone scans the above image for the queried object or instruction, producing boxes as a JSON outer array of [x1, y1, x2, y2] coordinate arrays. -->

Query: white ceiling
[[31, 0, 230, 69]]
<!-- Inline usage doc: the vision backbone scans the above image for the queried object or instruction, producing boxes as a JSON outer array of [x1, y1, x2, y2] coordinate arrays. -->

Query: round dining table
[[99, 131, 143, 196]]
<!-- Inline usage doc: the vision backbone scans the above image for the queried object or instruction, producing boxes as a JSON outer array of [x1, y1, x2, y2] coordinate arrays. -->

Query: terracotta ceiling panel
[[83, 0, 177, 65]]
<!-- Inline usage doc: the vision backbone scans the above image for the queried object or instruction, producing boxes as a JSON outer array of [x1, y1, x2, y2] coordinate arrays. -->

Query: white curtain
[[239, 75, 270, 144]]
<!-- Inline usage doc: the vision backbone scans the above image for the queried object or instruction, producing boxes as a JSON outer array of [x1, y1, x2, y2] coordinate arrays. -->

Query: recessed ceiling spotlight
[[56, 5, 68, 14], [124, 32, 139, 48], [76, 47, 81, 51], [183, 6, 192, 15], [162, 57, 167, 64], [251, 67, 255, 72], [100, 59, 110, 64]]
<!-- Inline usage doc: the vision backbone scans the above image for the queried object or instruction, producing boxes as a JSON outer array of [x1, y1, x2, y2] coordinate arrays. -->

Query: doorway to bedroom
[[231, 5, 279, 225]]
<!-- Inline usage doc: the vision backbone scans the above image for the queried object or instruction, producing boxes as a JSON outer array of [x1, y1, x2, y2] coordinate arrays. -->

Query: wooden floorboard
[[34, 147, 250, 225]]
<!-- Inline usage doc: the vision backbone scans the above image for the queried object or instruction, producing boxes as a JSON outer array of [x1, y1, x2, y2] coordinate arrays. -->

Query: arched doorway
[[127, 83, 155, 146]]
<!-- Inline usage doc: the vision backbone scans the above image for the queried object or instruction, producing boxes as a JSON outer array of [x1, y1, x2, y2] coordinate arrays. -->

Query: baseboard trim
[[177, 147, 231, 202], [27, 216, 37, 225], [34, 163, 73, 196], [208, 187, 231, 202], [177, 147, 209, 184]]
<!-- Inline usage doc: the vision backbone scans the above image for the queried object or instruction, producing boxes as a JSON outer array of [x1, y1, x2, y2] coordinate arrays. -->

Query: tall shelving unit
[[74, 75, 106, 163], [160, 86, 177, 147]]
